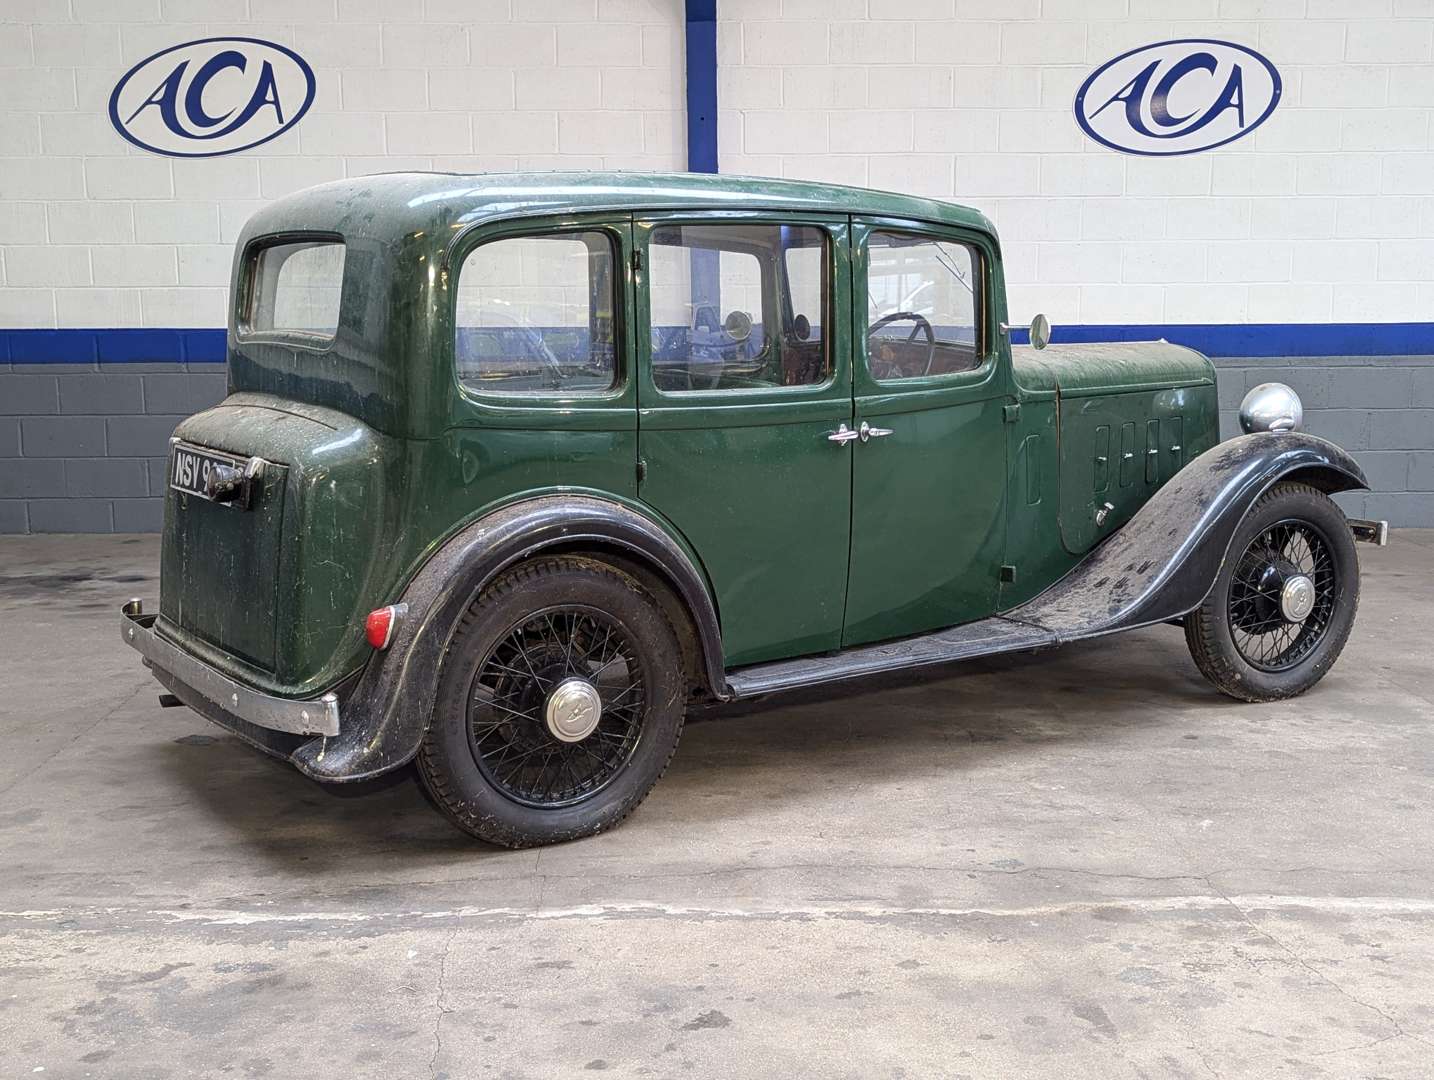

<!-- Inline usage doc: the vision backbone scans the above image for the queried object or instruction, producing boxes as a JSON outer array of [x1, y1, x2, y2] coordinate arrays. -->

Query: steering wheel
[[868, 311, 936, 378]]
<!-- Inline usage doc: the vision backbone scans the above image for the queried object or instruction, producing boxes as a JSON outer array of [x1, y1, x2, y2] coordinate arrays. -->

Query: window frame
[[447, 218, 634, 417], [452, 226, 623, 402], [236, 231, 347, 350], [636, 212, 845, 404], [860, 226, 988, 388]]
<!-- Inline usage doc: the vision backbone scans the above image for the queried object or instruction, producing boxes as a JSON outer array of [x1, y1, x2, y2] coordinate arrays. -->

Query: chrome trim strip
[[120, 603, 339, 737]]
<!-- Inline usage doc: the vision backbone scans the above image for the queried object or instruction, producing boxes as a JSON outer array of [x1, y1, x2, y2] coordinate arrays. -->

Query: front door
[[635, 213, 853, 668], [842, 219, 1010, 647]]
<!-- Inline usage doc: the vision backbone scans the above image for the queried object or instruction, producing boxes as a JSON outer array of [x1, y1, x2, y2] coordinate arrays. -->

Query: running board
[[725, 617, 1056, 699]]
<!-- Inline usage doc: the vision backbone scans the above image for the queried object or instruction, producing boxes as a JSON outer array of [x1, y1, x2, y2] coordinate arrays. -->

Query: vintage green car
[[121, 172, 1386, 847]]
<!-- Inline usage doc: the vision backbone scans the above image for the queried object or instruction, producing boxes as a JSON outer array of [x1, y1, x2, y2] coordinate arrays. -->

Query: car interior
[[647, 222, 830, 393]]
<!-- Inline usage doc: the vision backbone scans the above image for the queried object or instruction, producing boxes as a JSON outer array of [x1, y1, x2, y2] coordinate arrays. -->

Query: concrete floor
[[0, 534, 1431, 1079]]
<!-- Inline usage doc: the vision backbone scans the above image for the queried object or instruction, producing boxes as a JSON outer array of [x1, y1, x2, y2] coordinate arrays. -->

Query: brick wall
[[4, 359, 1428, 531], [0, 0, 685, 533], [0, 362, 224, 532], [1211, 356, 1434, 526], [2, 0, 1434, 530], [716, 1, 1434, 329], [0, 0, 686, 332]]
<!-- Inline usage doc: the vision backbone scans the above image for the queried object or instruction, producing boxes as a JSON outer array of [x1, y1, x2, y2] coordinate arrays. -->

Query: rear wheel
[[1184, 481, 1359, 702], [418, 556, 686, 847]]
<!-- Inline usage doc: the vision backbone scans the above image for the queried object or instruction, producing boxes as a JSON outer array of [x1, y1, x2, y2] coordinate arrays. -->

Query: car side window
[[648, 223, 829, 393], [865, 230, 981, 382], [455, 231, 617, 396]]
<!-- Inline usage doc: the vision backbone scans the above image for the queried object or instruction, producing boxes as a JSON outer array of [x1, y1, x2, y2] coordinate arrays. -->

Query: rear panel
[[161, 461, 288, 671], [157, 395, 408, 698]]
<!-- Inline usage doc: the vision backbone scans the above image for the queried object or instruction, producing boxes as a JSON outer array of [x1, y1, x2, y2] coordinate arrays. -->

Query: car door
[[634, 212, 853, 668], [442, 214, 641, 508], [842, 218, 1011, 647]]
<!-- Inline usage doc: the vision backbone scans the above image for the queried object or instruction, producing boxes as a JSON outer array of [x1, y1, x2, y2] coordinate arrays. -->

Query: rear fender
[[1007, 432, 1367, 640], [291, 495, 726, 783]]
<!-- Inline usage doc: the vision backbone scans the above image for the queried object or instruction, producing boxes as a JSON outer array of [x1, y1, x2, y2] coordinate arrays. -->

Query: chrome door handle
[[826, 423, 860, 444], [859, 421, 894, 443]]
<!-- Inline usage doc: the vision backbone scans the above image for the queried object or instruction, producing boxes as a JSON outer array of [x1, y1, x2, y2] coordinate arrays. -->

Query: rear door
[[842, 219, 1011, 647], [634, 212, 853, 668], [445, 214, 641, 508]]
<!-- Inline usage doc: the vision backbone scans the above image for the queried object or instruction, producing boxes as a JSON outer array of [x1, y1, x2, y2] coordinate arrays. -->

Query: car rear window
[[243, 239, 346, 341]]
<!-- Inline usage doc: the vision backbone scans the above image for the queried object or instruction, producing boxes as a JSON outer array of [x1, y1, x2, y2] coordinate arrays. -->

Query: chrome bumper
[[1348, 517, 1390, 546], [120, 600, 339, 737]]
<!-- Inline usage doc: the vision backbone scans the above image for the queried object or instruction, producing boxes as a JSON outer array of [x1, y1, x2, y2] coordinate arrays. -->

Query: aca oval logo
[[1075, 39, 1281, 157], [109, 37, 316, 158]]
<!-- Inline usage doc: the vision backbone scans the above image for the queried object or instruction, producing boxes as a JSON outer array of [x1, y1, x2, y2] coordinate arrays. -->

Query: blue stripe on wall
[[1004, 322, 1434, 357], [5, 324, 1434, 364], [684, 0, 718, 174], [3, 328, 226, 364]]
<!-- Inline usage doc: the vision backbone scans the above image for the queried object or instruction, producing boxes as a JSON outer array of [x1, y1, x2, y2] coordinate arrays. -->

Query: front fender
[[1008, 432, 1367, 640], [291, 495, 726, 783]]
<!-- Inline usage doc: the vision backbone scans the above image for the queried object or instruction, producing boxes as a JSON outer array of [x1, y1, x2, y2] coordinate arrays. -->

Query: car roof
[[241, 171, 997, 252]]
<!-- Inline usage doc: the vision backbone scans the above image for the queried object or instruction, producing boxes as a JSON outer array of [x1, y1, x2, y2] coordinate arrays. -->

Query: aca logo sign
[[109, 37, 316, 158], [1075, 39, 1281, 156]]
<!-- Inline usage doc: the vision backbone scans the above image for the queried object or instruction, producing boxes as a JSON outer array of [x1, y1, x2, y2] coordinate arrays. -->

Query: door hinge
[[1003, 403, 1021, 423], [1000, 565, 1017, 583], [632, 248, 643, 272], [636, 457, 647, 484]]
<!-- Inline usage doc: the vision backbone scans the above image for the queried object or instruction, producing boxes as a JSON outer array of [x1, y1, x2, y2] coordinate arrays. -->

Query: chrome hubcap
[[544, 677, 603, 743], [1279, 573, 1316, 623]]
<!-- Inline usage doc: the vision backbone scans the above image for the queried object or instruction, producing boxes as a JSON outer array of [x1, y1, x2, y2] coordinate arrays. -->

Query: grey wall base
[[1211, 356, 1434, 527], [1, 356, 1431, 533], [1, 363, 226, 534]]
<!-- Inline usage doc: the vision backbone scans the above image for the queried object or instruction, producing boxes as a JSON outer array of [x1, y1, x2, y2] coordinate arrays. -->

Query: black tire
[[1184, 481, 1359, 702], [418, 556, 686, 848]]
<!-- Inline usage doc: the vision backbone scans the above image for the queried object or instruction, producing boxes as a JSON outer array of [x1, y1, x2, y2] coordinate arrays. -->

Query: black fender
[[291, 495, 726, 783], [1008, 431, 1368, 641]]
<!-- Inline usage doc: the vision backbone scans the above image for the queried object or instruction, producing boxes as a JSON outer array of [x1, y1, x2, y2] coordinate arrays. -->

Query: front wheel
[[418, 556, 687, 848], [1184, 481, 1360, 702]]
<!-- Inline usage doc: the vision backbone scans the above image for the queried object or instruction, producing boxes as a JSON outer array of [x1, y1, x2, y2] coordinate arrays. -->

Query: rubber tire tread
[[1184, 481, 1359, 703], [417, 556, 686, 848]]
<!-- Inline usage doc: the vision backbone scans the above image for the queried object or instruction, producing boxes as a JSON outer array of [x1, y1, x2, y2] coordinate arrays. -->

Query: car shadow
[[154, 627, 1222, 868]]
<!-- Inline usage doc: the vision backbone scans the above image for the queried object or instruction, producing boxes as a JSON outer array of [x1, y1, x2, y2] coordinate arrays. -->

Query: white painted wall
[[717, 0, 1434, 329], [2, 1, 1433, 333], [0, 0, 686, 330]]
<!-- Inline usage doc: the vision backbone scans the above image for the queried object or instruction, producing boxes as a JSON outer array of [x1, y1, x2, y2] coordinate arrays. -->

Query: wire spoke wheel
[[1226, 518, 1337, 673], [466, 604, 647, 809]]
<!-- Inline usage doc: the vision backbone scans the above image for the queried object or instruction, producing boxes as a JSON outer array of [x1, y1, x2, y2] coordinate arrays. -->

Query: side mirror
[[1029, 313, 1051, 351], [1000, 314, 1052, 350]]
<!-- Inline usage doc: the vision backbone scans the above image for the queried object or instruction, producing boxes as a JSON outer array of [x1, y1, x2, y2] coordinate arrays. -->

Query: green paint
[[160, 173, 1221, 697]]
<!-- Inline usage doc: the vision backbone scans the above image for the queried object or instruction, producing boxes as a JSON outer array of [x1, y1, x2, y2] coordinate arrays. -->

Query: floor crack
[[428, 925, 458, 1078], [1309, 1029, 1405, 1058], [1205, 875, 1433, 1052]]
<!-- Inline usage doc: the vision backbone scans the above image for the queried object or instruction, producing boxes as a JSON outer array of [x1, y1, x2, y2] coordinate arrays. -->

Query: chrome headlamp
[[1239, 382, 1303, 434]]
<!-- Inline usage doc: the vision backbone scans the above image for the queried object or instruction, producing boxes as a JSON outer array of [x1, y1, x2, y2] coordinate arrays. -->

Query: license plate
[[170, 442, 245, 502]]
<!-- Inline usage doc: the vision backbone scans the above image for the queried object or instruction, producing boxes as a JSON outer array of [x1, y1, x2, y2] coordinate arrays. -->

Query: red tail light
[[365, 604, 404, 650]]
